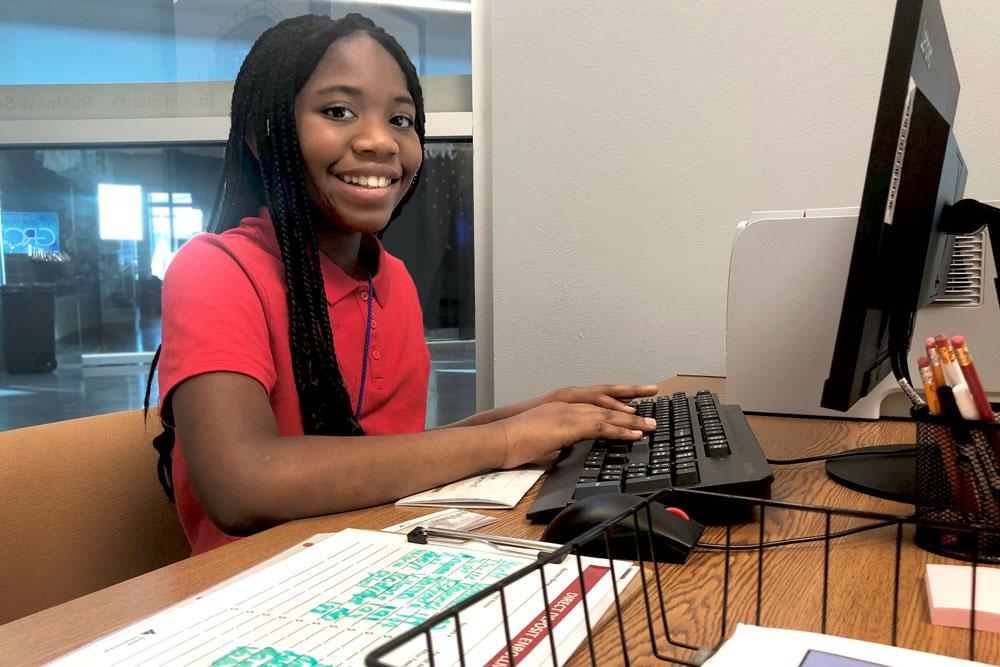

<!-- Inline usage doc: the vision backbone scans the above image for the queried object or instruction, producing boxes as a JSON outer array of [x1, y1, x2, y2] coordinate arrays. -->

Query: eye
[[391, 115, 414, 129], [324, 106, 356, 120]]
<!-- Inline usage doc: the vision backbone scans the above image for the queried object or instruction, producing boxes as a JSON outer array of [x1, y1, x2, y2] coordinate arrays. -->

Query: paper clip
[[407, 527, 566, 562]]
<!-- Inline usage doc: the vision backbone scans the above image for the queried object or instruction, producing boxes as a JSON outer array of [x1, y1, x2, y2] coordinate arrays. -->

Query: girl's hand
[[493, 401, 657, 469], [541, 384, 660, 413]]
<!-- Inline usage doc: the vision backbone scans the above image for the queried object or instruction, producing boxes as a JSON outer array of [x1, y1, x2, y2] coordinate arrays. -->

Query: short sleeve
[[157, 235, 277, 424]]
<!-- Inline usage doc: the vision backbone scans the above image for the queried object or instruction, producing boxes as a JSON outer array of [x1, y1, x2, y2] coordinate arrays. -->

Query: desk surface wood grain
[[2, 376, 997, 665]]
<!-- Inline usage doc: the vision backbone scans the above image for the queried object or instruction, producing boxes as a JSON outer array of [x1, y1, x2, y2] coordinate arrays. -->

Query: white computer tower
[[725, 206, 1000, 419]]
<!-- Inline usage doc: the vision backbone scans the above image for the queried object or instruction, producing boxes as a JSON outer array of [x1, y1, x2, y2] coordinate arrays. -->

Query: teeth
[[340, 175, 393, 188]]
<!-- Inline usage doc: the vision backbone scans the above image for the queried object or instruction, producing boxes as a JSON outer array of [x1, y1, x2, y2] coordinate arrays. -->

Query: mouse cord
[[766, 444, 916, 466], [695, 518, 903, 551]]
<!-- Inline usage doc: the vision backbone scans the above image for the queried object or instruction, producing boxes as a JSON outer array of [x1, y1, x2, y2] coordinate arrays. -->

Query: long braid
[[148, 13, 425, 501]]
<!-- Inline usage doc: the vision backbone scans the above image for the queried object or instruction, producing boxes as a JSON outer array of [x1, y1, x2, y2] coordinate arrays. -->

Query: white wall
[[482, 0, 1000, 406]]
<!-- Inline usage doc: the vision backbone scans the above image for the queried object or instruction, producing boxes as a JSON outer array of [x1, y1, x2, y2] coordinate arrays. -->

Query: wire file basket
[[364, 489, 1000, 666]]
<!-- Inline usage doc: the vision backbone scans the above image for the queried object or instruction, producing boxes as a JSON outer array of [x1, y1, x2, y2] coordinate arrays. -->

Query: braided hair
[[146, 13, 426, 502]]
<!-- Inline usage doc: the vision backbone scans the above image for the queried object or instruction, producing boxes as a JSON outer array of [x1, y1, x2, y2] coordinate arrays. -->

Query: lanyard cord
[[355, 269, 375, 422]]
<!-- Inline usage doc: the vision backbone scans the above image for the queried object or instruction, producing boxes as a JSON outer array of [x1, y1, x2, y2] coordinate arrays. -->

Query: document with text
[[53, 529, 635, 667]]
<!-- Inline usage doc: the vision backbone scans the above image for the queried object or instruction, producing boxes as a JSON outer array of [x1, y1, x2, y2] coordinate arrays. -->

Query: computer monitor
[[820, 0, 1000, 502]]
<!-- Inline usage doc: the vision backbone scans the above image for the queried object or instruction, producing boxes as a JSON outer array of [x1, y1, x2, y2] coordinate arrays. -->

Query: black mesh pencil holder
[[913, 415, 1000, 563]]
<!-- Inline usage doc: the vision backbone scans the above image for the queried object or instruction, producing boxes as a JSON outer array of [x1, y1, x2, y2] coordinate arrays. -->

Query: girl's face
[[294, 34, 422, 235]]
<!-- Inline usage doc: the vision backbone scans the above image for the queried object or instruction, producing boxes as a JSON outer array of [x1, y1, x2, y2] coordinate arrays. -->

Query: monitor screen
[[821, 0, 964, 412]]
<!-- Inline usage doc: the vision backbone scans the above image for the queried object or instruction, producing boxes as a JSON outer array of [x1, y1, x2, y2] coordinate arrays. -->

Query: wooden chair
[[0, 409, 190, 624]]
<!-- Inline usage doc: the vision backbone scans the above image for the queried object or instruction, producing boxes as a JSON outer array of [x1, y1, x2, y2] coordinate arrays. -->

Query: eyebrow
[[313, 84, 415, 108]]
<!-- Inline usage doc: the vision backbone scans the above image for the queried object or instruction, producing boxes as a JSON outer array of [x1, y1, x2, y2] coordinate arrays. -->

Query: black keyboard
[[527, 391, 773, 523]]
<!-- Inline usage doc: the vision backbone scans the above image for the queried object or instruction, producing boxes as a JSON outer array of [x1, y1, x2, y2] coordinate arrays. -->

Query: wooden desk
[[1, 376, 997, 665]]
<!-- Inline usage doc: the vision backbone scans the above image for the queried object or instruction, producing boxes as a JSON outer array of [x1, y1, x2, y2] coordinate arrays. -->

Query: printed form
[[53, 529, 635, 667]]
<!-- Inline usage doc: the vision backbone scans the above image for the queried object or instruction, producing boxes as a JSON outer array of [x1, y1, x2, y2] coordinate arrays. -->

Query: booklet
[[395, 465, 546, 509]]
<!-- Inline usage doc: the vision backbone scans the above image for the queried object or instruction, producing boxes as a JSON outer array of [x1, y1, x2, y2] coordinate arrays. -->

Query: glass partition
[[0, 140, 474, 429], [0, 0, 472, 86], [0, 0, 473, 430]]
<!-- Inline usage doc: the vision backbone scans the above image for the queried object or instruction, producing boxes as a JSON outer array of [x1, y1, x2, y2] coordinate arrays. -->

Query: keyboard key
[[573, 480, 622, 499], [706, 443, 731, 458], [674, 465, 700, 487], [673, 445, 696, 458], [624, 473, 674, 494], [630, 442, 650, 461]]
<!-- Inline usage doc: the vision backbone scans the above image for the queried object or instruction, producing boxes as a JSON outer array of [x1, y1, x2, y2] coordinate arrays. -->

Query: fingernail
[[630, 430, 643, 437], [644, 417, 656, 427], [623, 404, 636, 412]]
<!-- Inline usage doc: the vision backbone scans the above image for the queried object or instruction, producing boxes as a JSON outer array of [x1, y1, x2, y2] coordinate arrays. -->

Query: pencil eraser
[[918, 356, 930, 368], [951, 334, 965, 347], [934, 334, 950, 348], [925, 337, 937, 349], [925, 563, 1000, 633]]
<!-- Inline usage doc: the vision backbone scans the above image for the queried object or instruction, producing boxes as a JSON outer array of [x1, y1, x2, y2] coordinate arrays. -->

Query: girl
[[154, 13, 657, 556]]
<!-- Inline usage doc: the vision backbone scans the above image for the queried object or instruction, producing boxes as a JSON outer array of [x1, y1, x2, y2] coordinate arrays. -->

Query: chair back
[[0, 409, 189, 624]]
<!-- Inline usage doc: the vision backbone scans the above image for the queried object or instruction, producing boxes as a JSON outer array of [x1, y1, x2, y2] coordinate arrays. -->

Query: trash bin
[[1, 283, 57, 374]]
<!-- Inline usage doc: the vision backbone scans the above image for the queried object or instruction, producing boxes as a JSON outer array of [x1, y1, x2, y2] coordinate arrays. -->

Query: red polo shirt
[[158, 209, 430, 555]]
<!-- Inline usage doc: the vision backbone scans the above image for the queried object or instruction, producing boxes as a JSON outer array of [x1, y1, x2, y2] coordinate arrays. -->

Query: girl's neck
[[316, 228, 376, 281]]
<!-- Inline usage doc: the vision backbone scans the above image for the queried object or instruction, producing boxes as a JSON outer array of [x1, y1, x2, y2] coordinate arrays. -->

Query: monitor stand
[[826, 199, 1000, 507], [825, 445, 916, 504]]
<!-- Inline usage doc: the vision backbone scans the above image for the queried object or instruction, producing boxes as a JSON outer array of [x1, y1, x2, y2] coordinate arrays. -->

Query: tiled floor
[[0, 339, 476, 432]]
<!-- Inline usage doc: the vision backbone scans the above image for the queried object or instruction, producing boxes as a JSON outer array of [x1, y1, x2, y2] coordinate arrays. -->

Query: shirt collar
[[241, 207, 391, 307]]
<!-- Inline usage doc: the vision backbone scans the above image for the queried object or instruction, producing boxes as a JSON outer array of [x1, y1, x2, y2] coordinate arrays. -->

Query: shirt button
[[373, 350, 381, 360], [371, 319, 377, 329], [360, 291, 369, 301]]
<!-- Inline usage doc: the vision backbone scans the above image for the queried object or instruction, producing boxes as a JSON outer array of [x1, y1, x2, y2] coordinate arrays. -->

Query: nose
[[352, 118, 398, 158]]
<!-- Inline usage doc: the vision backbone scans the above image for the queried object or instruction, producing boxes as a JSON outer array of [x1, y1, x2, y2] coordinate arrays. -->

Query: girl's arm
[[171, 372, 657, 536], [443, 384, 660, 428]]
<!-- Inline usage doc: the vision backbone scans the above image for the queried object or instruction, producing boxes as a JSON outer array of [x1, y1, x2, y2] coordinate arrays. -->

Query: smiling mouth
[[336, 174, 398, 189]]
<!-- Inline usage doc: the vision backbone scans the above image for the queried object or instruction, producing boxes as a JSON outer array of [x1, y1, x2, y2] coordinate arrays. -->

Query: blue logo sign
[[2, 211, 60, 255]]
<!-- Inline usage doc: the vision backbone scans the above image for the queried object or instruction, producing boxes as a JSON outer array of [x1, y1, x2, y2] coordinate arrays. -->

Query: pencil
[[951, 335, 1000, 463], [917, 356, 940, 416], [926, 337, 948, 389], [935, 335, 980, 420]]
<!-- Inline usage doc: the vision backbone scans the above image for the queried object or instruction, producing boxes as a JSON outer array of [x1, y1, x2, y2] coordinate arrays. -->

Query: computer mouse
[[541, 493, 704, 564]]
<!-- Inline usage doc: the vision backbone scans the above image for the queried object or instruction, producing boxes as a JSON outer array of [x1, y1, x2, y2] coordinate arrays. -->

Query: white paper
[[703, 623, 989, 667], [52, 528, 634, 667], [395, 466, 545, 509]]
